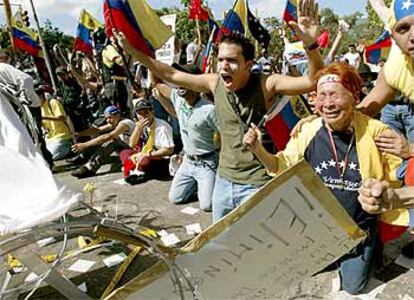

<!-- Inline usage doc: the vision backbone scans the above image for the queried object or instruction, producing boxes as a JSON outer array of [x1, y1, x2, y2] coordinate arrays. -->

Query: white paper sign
[[155, 14, 176, 65], [103, 253, 127, 268], [180, 207, 200, 215], [157, 230, 169, 237], [68, 259, 95, 273], [161, 234, 180, 247], [284, 41, 308, 66], [185, 223, 202, 235]]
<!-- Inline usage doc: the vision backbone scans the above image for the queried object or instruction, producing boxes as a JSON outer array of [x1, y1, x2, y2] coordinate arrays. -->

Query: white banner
[[155, 14, 176, 65]]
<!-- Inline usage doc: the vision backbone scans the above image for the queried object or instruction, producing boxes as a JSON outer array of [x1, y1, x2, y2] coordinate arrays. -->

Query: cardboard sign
[[284, 41, 308, 66], [108, 161, 366, 299], [155, 14, 176, 65]]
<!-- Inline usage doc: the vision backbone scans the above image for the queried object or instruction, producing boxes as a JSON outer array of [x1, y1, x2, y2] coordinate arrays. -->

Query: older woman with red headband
[[244, 62, 403, 295]]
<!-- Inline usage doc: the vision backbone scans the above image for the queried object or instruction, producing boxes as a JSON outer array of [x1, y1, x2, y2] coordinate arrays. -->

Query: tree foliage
[[40, 19, 73, 49], [262, 17, 284, 60], [156, 7, 210, 45], [366, 0, 392, 29]]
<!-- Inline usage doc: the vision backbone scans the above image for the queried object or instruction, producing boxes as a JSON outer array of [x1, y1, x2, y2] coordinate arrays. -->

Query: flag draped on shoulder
[[189, 0, 209, 21], [283, 0, 298, 24], [365, 31, 391, 64], [74, 9, 103, 54], [11, 16, 42, 57], [103, 0, 174, 58]]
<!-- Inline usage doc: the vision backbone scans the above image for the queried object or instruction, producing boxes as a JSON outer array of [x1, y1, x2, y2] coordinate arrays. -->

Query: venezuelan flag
[[208, 13, 220, 43], [365, 31, 391, 64], [104, 0, 173, 58], [74, 9, 103, 54], [265, 95, 311, 151], [201, 25, 218, 72], [220, 0, 248, 36], [11, 17, 41, 57], [283, 0, 298, 24]]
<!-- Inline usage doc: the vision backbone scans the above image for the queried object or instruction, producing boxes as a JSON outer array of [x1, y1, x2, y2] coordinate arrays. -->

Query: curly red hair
[[314, 62, 362, 101]]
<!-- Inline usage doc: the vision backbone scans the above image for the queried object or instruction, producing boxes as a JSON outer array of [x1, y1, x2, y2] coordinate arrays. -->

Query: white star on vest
[[349, 162, 357, 170], [315, 166, 322, 174], [402, 0, 414, 10]]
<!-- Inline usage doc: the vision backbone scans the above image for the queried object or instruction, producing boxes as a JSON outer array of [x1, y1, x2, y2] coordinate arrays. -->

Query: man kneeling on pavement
[[71, 105, 135, 178], [152, 63, 220, 212], [120, 100, 174, 184]]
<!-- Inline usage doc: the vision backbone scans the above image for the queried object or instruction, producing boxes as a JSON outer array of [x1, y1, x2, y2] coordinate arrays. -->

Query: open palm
[[289, 0, 319, 47]]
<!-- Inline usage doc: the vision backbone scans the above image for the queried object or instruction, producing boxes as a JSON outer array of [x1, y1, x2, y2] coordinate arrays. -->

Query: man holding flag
[[113, 0, 323, 222]]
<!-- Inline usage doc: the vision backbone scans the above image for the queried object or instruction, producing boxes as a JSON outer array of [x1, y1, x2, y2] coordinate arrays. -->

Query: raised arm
[[112, 31, 217, 94], [262, 0, 323, 105], [153, 83, 177, 118], [357, 70, 397, 117]]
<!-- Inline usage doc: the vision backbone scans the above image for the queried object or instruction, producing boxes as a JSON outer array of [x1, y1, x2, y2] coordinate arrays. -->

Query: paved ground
[[5, 160, 414, 299]]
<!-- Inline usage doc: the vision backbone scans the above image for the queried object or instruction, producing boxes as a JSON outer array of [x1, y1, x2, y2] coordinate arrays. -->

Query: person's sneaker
[[124, 170, 146, 185], [71, 166, 96, 178]]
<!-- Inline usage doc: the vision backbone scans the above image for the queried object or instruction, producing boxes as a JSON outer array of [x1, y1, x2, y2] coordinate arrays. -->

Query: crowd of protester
[[3, 0, 414, 296]]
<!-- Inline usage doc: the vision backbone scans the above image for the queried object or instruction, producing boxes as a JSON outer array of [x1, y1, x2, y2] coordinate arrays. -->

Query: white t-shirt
[[343, 52, 360, 68], [186, 42, 198, 63], [0, 63, 40, 107], [153, 118, 175, 150], [118, 118, 135, 144]]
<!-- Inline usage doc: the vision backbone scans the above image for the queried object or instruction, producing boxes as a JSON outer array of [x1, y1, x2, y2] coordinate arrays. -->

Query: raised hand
[[136, 117, 150, 130], [111, 29, 135, 57], [289, 0, 319, 47]]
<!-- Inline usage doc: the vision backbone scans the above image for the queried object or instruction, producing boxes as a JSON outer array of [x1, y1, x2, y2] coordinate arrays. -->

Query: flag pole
[[195, 16, 202, 45], [2, 0, 15, 51], [28, 0, 58, 92]]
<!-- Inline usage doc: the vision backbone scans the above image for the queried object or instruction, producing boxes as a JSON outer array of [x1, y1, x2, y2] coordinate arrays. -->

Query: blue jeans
[[46, 139, 73, 160], [381, 103, 414, 179], [169, 156, 217, 211], [212, 174, 263, 222], [381, 103, 414, 141], [338, 231, 378, 295]]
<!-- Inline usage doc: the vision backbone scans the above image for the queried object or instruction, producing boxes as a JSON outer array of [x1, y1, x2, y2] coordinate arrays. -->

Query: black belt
[[186, 151, 217, 161]]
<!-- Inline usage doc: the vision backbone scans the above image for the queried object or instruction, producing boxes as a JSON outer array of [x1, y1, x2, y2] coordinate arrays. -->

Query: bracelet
[[305, 41, 319, 51]]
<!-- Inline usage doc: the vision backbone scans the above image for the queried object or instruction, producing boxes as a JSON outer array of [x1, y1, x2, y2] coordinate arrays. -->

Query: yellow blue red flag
[[11, 16, 42, 57], [104, 0, 173, 58], [74, 9, 103, 54]]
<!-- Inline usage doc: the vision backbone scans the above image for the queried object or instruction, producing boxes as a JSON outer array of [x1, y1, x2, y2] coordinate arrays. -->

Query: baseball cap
[[104, 105, 120, 116], [134, 100, 153, 112]]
